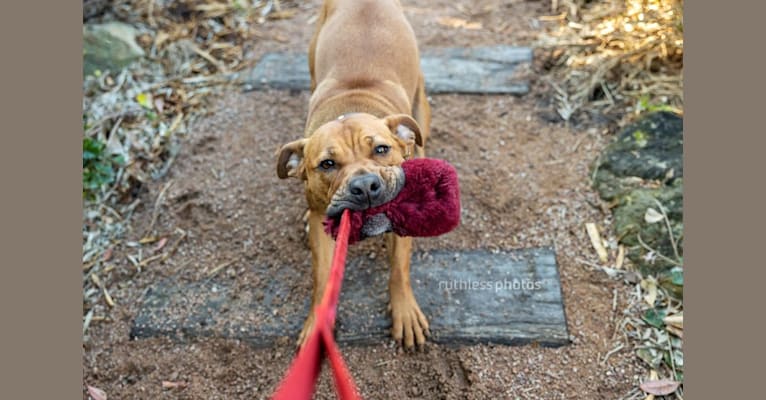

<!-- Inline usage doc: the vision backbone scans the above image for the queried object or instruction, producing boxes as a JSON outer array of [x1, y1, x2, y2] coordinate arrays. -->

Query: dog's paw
[[388, 292, 430, 349]]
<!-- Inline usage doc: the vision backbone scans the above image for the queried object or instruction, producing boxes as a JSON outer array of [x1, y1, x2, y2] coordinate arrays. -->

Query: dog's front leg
[[386, 233, 430, 349], [297, 209, 335, 348]]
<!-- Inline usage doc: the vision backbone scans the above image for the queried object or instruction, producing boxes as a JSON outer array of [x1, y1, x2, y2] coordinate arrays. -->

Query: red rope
[[271, 210, 362, 400]]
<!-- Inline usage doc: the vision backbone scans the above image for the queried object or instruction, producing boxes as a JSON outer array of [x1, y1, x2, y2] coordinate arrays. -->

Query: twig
[[207, 260, 234, 277], [600, 342, 624, 365], [100, 203, 124, 221], [147, 0, 157, 27], [83, 308, 95, 336], [90, 273, 103, 288], [161, 228, 187, 262], [653, 198, 681, 263], [83, 260, 97, 272], [539, 12, 567, 21], [139, 253, 163, 267], [103, 287, 115, 308], [189, 43, 228, 73], [108, 116, 123, 140], [636, 234, 682, 266], [146, 180, 174, 236], [591, 154, 602, 183], [615, 245, 626, 269], [666, 334, 678, 380], [127, 254, 140, 269], [576, 258, 627, 277]]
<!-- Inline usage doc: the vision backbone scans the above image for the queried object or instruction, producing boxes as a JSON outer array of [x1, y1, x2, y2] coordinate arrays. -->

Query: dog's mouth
[[326, 166, 405, 218]]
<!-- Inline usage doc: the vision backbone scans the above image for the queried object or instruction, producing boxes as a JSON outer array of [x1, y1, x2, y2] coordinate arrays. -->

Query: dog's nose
[[348, 174, 383, 204]]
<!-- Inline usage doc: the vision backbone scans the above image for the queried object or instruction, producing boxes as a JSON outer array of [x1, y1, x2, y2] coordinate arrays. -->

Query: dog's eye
[[319, 159, 335, 170], [374, 145, 390, 155]]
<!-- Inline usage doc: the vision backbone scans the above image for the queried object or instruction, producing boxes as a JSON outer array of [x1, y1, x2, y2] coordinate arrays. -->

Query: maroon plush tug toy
[[324, 158, 461, 243]]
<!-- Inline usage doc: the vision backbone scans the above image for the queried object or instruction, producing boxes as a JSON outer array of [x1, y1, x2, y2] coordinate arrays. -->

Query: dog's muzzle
[[326, 166, 405, 218]]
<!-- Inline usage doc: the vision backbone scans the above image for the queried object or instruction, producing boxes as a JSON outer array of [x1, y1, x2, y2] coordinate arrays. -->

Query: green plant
[[83, 137, 125, 199], [637, 96, 682, 115]]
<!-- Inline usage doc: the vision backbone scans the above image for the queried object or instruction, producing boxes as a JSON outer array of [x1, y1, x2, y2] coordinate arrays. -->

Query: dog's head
[[276, 113, 423, 217]]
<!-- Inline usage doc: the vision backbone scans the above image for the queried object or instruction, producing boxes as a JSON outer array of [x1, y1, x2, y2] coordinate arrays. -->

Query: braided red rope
[[271, 209, 362, 400]]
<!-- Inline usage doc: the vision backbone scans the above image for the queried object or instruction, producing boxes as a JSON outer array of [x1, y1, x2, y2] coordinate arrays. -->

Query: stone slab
[[244, 46, 532, 95], [131, 247, 569, 347]]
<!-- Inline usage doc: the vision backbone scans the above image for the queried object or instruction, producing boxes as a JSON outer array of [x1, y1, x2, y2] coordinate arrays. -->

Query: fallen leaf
[[666, 324, 683, 338], [139, 236, 158, 244], [644, 370, 658, 400], [105, 126, 125, 158], [101, 247, 113, 262], [615, 245, 625, 269], [103, 287, 115, 308], [644, 207, 664, 224], [83, 260, 97, 272], [153, 237, 169, 252], [640, 278, 657, 306], [658, 267, 684, 298], [271, 33, 288, 43], [154, 31, 170, 49], [437, 16, 483, 30], [642, 308, 666, 329], [585, 223, 608, 263], [663, 314, 683, 329], [90, 274, 103, 289], [640, 379, 680, 395], [87, 385, 107, 400], [154, 97, 165, 113], [669, 267, 684, 285], [136, 93, 153, 110], [636, 348, 659, 368], [162, 381, 188, 389]]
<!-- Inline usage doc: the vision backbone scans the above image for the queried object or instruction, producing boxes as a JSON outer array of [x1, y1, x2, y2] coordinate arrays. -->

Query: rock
[[83, 0, 111, 21], [593, 111, 683, 200], [83, 22, 145, 77], [592, 111, 683, 272], [612, 181, 683, 272]]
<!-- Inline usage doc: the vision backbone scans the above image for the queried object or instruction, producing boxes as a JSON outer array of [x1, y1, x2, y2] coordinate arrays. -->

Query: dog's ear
[[276, 139, 308, 179], [383, 114, 424, 147]]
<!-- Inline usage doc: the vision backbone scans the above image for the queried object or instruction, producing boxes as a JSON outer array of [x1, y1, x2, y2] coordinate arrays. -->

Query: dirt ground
[[83, 1, 646, 398]]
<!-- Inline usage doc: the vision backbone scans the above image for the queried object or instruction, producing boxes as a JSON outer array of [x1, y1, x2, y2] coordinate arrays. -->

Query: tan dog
[[276, 0, 431, 349]]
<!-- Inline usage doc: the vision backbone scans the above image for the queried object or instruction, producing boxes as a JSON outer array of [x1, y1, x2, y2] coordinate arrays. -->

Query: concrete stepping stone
[[131, 247, 569, 347], [244, 45, 533, 95]]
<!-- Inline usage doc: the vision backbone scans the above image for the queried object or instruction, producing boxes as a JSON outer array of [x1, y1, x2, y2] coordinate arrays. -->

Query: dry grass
[[538, 0, 683, 124], [539, 5, 686, 392], [82, 0, 297, 336], [581, 201, 684, 399]]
